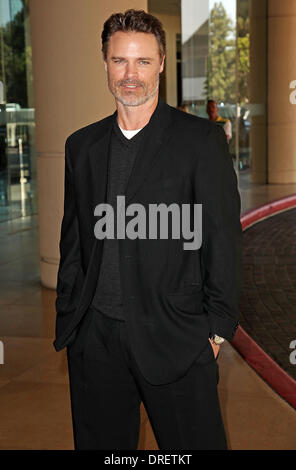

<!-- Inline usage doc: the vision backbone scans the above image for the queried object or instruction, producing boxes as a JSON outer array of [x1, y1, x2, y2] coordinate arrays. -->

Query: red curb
[[240, 194, 296, 230], [232, 193, 296, 409]]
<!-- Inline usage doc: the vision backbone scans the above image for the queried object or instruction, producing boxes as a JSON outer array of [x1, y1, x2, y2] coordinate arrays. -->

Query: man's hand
[[209, 338, 220, 359]]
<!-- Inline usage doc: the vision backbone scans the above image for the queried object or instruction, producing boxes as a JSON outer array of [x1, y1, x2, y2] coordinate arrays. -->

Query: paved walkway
[[239, 207, 296, 380]]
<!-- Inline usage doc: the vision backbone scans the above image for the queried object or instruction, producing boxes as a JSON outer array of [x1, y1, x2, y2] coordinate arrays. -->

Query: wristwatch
[[210, 334, 225, 345]]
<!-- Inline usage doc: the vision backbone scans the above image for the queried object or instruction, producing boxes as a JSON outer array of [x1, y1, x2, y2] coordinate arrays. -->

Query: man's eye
[[139, 60, 149, 65]]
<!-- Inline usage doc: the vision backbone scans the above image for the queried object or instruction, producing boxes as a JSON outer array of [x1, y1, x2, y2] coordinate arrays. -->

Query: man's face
[[104, 31, 165, 107], [206, 101, 218, 120]]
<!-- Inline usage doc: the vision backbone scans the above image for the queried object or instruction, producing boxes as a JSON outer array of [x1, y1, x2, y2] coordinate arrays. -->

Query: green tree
[[0, 1, 29, 107], [237, 15, 250, 104], [204, 2, 236, 103], [203, 2, 250, 105]]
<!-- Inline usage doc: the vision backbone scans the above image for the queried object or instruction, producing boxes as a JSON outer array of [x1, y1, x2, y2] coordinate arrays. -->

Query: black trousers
[[66, 307, 228, 450]]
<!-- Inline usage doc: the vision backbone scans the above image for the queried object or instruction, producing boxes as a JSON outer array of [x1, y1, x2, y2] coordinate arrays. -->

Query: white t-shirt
[[119, 126, 143, 140], [223, 120, 232, 140]]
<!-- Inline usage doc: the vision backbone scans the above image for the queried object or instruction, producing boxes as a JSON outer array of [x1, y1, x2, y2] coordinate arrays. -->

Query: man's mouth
[[121, 83, 142, 90]]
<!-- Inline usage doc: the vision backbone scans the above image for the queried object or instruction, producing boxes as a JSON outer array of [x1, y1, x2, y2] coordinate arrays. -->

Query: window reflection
[[0, 0, 36, 222], [148, 0, 267, 185]]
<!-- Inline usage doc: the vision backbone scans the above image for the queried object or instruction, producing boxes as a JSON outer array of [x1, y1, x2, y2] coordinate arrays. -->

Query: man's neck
[[116, 93, 159, 131]]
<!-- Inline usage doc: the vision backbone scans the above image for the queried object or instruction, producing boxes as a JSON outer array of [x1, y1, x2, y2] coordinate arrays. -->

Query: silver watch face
[[213, 335, 225, 345]]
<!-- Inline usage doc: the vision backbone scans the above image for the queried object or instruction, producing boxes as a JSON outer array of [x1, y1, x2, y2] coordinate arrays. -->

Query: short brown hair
[[101, 9, 166, 61]]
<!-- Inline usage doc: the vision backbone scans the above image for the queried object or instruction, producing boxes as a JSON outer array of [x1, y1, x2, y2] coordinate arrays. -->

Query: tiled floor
[[0, 177, 296, 450]]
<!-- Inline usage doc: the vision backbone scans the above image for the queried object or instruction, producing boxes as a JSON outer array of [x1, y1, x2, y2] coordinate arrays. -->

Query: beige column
[[29, 0, 147, 289], [268, 0, 296, 183]]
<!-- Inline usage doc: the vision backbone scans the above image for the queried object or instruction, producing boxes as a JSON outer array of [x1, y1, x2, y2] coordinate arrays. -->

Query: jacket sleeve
[[196, 123, 243, 341], [54, 137, 83, 340]]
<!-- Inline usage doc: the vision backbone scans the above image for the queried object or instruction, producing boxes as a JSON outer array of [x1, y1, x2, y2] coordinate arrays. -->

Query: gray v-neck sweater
[[90, 118, 146, 320]]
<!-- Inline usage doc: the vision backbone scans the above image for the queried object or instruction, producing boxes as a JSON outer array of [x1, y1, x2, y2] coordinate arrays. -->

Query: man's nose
[[124, 62, 138, 79]]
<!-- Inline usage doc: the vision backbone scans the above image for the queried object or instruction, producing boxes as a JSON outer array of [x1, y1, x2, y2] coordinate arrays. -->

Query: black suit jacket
[[53, 96, 242, 385]]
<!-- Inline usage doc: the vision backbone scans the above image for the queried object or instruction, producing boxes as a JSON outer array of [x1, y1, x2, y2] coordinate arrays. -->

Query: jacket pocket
[[165, 286, 204, 316], [167, 243, 202, 294]]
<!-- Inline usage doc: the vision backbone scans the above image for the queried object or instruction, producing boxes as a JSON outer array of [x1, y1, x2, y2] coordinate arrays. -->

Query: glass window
[[0, 0, 36, 222], [148, 0, 268, 185]]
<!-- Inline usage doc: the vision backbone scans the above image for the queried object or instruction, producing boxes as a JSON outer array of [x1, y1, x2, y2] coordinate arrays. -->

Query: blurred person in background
[[207, 99, 232, 143], [177, 103, 188, 113]]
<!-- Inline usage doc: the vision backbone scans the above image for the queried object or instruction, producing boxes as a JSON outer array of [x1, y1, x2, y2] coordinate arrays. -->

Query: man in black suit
[[53, 9, 242, 450]]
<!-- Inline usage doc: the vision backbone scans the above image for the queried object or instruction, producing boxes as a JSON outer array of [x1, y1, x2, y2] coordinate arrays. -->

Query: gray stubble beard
[[108, 74, 160, 107]]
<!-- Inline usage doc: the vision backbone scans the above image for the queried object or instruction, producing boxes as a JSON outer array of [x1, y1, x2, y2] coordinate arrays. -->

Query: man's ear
[[160, 54, 165, 73], [103, 59, 107, 72]]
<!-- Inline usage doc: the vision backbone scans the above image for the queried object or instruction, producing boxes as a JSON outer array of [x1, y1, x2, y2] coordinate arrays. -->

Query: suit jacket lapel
[[124, 96, 173, 205], [88, 96, 174, 217], [88, 112, 116, 211]]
